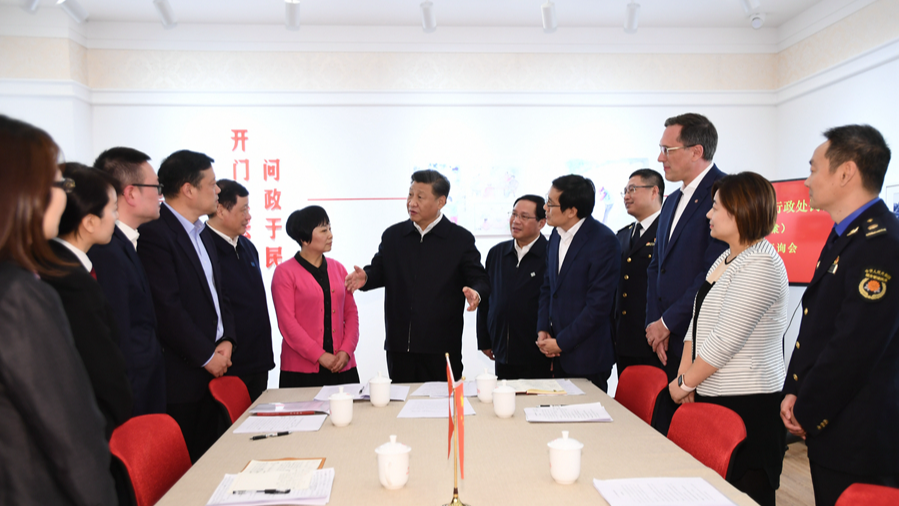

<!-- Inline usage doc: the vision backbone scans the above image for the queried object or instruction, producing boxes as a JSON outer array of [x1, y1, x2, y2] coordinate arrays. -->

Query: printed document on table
[[207, 468, 334, 506], [593, 477, 735, 506], [227, 459, 323, 494], [313, 383, 364, 401], [250, 401, 330, 415], [397, 398, 476, 418], [233, 415, 327, 434], [359, 383, 410, 401], [502, 379, 566, 395], [524, 402, 613, 423], [555, 379, 586, 395], [410, 381, 477, 398]]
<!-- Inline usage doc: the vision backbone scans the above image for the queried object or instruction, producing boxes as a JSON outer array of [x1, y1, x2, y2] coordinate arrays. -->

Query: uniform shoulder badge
[[865, 219, 886, 238], [859, 267, 891, 301]]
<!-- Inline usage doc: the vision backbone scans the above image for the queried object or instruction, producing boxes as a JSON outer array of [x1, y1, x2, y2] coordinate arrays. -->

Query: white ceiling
[[10, 0, 826, 28]]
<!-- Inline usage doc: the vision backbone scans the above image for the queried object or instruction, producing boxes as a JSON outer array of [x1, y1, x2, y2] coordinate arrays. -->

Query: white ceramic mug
[[476, 368, 497, 404], [375, 435, 411, 490], [329, 386, 354, 427], [492, 379, 516, 418], [369, 372, 392, 408], [548, 430, 584, 484]]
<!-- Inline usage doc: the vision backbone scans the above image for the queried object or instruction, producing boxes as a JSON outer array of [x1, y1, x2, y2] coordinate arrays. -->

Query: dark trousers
[[235, 371, 269, 402], [552, 358, 609, 393], [810, 460, 899, 506], [280, 366, 360, 389], [495, 361, 553, 380], [648, 352, 682, 436], [616, 354, 664, 378], [387, 351, 462, 383], [167, 391, 229, 463]]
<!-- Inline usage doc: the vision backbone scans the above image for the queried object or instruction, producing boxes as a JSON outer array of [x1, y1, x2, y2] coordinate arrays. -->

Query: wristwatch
[[677, 374, 696, 393]]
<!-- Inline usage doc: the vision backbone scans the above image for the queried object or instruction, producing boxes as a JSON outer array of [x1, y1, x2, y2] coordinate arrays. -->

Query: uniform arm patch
[[859, 267, 890, 301]]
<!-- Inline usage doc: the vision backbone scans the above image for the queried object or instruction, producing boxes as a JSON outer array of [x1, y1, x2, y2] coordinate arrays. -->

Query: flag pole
[[444, 371, 468, 506]]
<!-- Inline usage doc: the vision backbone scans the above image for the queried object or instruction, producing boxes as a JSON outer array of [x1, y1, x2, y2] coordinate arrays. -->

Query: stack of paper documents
[[313, 384, 364, 401], [397, 398, 476, 418], [593, 477, 735, 506], [502, 379, 567, 395], [207, 465, 334, 506], [410, 381, 478, 398], [359, 383, 410, 402], [234, 415, 327, 434], [523, 402, 613, 423]]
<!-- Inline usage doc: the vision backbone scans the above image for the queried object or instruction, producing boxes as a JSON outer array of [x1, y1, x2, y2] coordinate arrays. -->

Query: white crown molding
[[776, 36, 899, 103], [0, 79, 91, 103], [776, 0, 878, 51]]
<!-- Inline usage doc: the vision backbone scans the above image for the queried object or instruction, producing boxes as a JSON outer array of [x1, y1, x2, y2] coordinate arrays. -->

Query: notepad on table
[[524, 402, 613, 422]]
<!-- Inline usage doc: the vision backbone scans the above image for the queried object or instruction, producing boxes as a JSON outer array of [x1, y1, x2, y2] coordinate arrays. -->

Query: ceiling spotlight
[[21, 0, 41, 14], [57, 0, 88, 24], [421, 1, 436, 34], [285, 0, 300, 31], [542, 1, 557, 33], [750, 12, 766, 29], [153, 0, 177, 30], [624, 1, 640, 34], [740, 0, 761, 15]]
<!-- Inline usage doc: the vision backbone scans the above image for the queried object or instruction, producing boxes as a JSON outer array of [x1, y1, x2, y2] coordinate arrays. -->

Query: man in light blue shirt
[[138, 149, 236, 462]]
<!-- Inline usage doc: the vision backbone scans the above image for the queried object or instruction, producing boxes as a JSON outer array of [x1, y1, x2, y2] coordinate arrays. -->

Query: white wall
[[0, 89, 93, 164]]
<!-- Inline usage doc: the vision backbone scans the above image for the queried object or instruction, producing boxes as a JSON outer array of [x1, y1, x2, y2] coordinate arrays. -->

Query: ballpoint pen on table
[[250, 432, 290, 441]]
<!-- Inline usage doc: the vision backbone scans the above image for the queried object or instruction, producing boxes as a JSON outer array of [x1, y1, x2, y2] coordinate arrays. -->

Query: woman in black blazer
[[0, 115, 117, 505], [41, 163, 133, 440]]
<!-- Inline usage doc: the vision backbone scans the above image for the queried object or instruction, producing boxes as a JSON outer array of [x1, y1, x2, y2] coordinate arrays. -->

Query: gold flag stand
[[443, 376, 469, 506]]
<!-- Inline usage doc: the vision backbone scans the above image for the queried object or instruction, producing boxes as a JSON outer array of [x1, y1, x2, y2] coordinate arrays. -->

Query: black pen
[[250, 431, 290, 441], [232, 489, 291, 495], [538, 404, 562, 408]]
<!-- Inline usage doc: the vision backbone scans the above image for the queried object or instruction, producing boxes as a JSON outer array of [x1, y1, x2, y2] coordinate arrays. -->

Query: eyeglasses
[[52, 177, 75, 194], [659, 144, 697, 156], [620, 185, 654, 197], [132, 183, 164, 195], [508, 212, 538, 222]]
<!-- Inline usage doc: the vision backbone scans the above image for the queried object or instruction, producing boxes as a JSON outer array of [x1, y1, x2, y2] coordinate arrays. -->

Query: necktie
[[630, 223, 643, 250], [821, 228, 839, 256], [90, 268, 97, 280]]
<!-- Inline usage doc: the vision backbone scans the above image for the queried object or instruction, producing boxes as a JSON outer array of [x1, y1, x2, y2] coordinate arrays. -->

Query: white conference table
[[157, 378, 756, 506]]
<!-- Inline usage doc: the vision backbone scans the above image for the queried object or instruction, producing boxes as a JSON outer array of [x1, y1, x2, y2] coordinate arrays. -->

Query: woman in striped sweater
[[667, 172, 788, 506]]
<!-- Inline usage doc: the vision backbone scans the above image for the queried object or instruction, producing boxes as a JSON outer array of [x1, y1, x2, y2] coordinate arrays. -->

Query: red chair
[[209, 376, 252, 424], [614, 365, 669, 425], [109, 414, 191, 506], [836, 483, 899, 506], [667, 403, 746, 480]]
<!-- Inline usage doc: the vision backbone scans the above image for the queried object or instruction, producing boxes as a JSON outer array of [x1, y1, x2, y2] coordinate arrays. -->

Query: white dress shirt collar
[[52, 238, 92, 272], [681, 161, 715, 193], [638, 210, 661, 236], [513, 234, 541, 266], [557, 217, 586, 272], [414, 212, 444, 238], [207, 223, 239, 250], [116, 220, 140, 251]]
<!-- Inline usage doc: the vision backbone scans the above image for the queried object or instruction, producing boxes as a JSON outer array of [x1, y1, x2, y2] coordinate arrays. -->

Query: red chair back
[[109, 414, 191, 506], [209, 376, 251, 424], [836, 483, 899, 506], [614, 365, 669, 425], [667, 403, 746, 480]]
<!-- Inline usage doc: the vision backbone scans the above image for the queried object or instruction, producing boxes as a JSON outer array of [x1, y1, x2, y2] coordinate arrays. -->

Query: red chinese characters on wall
[[228, 128, 284, 268]]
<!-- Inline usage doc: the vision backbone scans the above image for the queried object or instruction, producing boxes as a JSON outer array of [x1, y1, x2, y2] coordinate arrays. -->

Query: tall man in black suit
[[537, 175, 621, 392], [614, 168, 663, 376], [478, 195, 551, 380], [139, 150, 236, 463], [345, 170, 490, 382], [90, 147, 167, 416], [645, 113, 727, 382], [204, 180, 275, 402], [781, 125, 899, 506]]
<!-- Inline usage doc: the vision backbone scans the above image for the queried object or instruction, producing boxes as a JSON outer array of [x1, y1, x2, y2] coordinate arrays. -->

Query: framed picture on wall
[[887, 184, 899, 219]]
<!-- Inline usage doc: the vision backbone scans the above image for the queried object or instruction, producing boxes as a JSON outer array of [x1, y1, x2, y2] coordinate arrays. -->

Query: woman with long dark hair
[[0, 115, 117, 505]]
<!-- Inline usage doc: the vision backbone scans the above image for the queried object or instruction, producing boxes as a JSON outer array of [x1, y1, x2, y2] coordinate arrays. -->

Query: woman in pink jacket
[[272, 206, 360, 387]]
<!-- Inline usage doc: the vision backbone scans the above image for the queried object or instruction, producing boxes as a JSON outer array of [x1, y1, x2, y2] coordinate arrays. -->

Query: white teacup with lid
[[375, 435, 411, 490], [476, 368, 497, 403], [369, 371, 392, 408], [329, 386, 354, 427], [492, 379, 516, 418], [547, 430, 584, 484]]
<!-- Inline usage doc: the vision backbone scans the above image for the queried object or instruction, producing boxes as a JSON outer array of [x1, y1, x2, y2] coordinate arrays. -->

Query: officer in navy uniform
[[614, 169, 664, 376], [781, 124, 899, 506]]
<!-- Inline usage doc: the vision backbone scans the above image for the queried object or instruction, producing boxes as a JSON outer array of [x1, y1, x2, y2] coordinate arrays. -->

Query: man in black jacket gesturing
[[346, 170, 489, 382]]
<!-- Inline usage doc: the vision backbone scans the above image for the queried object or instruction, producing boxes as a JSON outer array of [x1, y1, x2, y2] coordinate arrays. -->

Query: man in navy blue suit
[[139, 150, 236, 462], [204, 180, 275, 402], [645, 113, 727, 383], [89, 147, 167, 417], [537, 175, 621, 392]]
